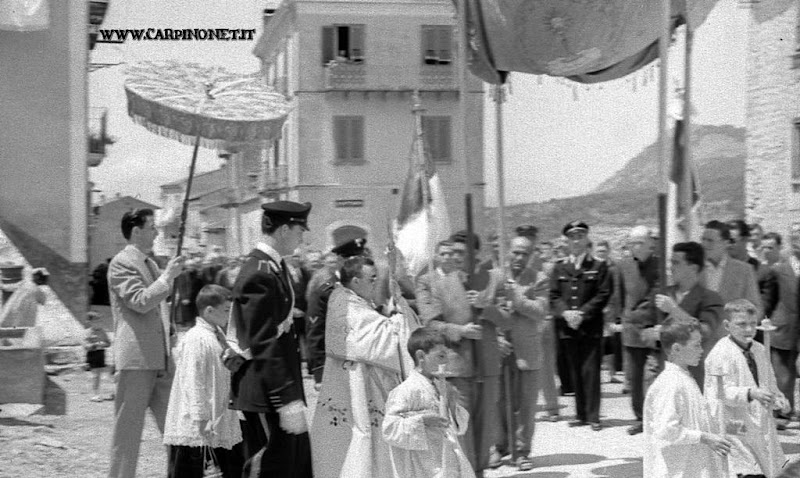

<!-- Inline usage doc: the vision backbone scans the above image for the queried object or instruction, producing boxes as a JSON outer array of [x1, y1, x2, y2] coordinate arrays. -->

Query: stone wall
[[0, 217, 87, 324], [744, 0, 799, 237]]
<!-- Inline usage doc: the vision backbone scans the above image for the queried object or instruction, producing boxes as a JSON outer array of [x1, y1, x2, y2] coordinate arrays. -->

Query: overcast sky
[[89, 0, 747, 207]]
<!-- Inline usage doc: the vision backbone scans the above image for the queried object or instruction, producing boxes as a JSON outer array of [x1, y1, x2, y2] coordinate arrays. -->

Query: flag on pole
[[669, 119, 702, 243], [393, 147, 451, 278]]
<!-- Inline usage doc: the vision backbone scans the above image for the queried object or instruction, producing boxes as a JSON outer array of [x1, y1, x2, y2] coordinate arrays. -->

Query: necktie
[[743, 347, 759, 387]]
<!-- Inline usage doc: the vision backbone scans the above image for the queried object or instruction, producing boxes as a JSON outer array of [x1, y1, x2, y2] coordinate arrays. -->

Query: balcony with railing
[[323, 62, 456, 92], [258, 163, 289, 196]]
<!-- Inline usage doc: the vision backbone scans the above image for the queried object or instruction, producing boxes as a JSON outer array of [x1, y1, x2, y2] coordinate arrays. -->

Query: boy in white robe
[[383, 327, 475, 478], [644, 317, 733, 478], [704, 299, 790, 478]]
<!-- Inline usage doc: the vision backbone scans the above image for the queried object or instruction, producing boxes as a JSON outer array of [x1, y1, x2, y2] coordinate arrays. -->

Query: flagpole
[[682, 26, 694, 240], [657, 0, 671, 291], [412, 92, 436, 282]]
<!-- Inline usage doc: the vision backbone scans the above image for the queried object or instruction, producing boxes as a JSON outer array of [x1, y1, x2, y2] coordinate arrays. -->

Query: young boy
[[643, 317, 732, 478], [382, 327, 475, 478], [163, 284, 243, 478], [704, 299, 789, 478], [84, 311, 111, 402]]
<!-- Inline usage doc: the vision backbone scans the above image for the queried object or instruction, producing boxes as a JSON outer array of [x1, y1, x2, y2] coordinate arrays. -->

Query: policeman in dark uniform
[[305, 237, 366, 384], [224, 200, 313, 478], [549, 221, 612, 431]]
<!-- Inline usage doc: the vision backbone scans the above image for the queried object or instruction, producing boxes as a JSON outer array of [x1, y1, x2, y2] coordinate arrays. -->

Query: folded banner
[[456, 0, 720, 84], [0, 0, 50, 31]]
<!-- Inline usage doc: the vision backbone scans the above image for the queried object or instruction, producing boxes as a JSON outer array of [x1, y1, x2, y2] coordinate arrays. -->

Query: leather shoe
[[590, 422, 602, 432], [516, 456, 534, 471], [627, 423, 643, 435], [568, 420, 587, 427], [547, 414, 560, 423], [487, 446, 503, 469]]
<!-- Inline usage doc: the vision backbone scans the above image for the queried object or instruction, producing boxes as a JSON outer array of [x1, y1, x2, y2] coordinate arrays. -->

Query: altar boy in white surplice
[[643, 317, 733, 478], [383, 327, 475, 478], [704, 299, 790, 477]]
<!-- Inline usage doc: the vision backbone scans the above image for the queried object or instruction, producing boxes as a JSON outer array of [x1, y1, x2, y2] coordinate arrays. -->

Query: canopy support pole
[[657, 0, 671, 291], [682, 26, 694, 240], [176, 134, 201, 256]]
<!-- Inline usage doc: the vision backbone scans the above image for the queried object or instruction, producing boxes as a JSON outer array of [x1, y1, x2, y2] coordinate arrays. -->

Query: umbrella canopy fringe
[[129, 115, 268, 150]]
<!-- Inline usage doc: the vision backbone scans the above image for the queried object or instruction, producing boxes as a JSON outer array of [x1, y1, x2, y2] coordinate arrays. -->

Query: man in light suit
[[493, 235, 548, 471], [701, 220, 761, 312], [761, 232, 799, 428], [108, 208, 184, 478]]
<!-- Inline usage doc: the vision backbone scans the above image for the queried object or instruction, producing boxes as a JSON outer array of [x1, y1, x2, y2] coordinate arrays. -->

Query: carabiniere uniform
[[549, 222, 611, 426], [228, 201, 312, 478]]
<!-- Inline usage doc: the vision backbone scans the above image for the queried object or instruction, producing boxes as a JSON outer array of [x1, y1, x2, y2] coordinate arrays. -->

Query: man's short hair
[[672, 241, 705, 272], [436, 240, 453, 251], [407, 326, 448, 365], [195, 284, 231, 311], [724, 298, 759, 320], [726, 219, 750, 239], [340, 256, 375, 285], [705, 220, 732, 242], [450, 230, 480, 251], [595, 240, 610, 249], [660, 316, 699, 352], [515, 225, 539, 239], [750, 223, 764, 235], [121, 208, 154, 240], [763, 232, 782, 246]]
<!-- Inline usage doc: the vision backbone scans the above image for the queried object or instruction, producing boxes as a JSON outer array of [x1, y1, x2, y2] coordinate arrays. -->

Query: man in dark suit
[[224, 201, 313, 478], [655, 241, 725, 388], [304, 238, 365, 385], [550, 221, 612, 431], [618, 226, 660, 435]]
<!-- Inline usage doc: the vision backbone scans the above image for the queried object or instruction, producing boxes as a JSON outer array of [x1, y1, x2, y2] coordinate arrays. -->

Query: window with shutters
[[322, 25, 365, 65], [421, 25, 453, 65], [421, 116, 452, 164], [333, 116, 365, 165]]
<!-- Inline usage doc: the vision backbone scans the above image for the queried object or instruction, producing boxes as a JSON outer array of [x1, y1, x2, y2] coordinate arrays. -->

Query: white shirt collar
[[255, 242, 283, 267], [194, 316, 218, 335], [125, 244, 149, 261]]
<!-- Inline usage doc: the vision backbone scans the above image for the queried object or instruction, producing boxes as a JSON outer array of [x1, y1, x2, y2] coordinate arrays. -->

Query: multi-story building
[[744, 0, 800, 235], [252, 0, 485, 251]]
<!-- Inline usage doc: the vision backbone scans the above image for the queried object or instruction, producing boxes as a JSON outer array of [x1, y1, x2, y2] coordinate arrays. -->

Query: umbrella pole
[[176, 134, 201, 256]]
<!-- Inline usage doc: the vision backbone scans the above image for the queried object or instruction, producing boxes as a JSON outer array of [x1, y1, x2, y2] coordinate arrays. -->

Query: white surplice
[[704, 336, 786, 477], [643, 361, 729, 478], [383, 369, 475, 478], [310, 286, 415, 478]]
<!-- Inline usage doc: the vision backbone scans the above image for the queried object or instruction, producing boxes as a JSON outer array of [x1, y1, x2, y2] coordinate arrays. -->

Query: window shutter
[[334, 117, 349, 161], [322, 26, 335, 65], [437, 26, 452, 63], [422, 26, 437, 64], [438, 117, 452, 162], [350, 117, 364, 162], [793, 122, 800, 178], [421, 116, 437, 160], [350, 25, 365, 62]]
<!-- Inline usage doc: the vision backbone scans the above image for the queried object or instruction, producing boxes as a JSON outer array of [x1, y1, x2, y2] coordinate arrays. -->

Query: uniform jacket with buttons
[[549, 255, 612, 339], [229, 248, 305, 413], [305, 267, 338, 383]]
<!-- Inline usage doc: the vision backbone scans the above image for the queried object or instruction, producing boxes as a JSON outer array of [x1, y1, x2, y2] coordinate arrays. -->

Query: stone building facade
[[744, 0, 800, 235]]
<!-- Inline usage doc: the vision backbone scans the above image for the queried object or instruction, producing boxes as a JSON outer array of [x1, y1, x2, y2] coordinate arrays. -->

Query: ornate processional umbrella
[[124, 60, 292, 254]]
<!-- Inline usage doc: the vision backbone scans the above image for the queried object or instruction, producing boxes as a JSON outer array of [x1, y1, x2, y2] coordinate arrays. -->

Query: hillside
[[484, 124, 746, 241]]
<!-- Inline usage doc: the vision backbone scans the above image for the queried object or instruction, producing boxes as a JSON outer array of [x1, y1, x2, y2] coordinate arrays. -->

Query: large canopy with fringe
[[124, 61, 291, 149], [460, 0, 720, 84]]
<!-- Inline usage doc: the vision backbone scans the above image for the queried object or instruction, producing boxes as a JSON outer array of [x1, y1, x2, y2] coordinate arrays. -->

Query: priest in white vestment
[[310, 256, 415, 478], [704, 300, 789, 477]]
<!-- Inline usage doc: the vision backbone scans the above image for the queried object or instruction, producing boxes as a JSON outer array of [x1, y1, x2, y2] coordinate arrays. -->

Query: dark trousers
[[611, 332, 623, 372], [241, 411, 312, 478], [563, 336, 603, 423], [167, 445, 242, 478], [557, 337, 574, 394], [771, 347, 797, 419], [496, 363, 539, 457], [449, 375, 500, 473], [624, 346, 663, 421]]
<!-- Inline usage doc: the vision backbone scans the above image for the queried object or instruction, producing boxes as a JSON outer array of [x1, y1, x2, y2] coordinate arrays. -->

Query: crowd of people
[[95, 199, 800, 478]]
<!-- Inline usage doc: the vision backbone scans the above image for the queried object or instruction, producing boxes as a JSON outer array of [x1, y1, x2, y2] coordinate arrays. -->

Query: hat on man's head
[[450, 230, 481, 251], [332, 238, 367, 258], [515, 224, 539, 238], [562, 220, 589, 236], [261, 201, 311, 230]]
